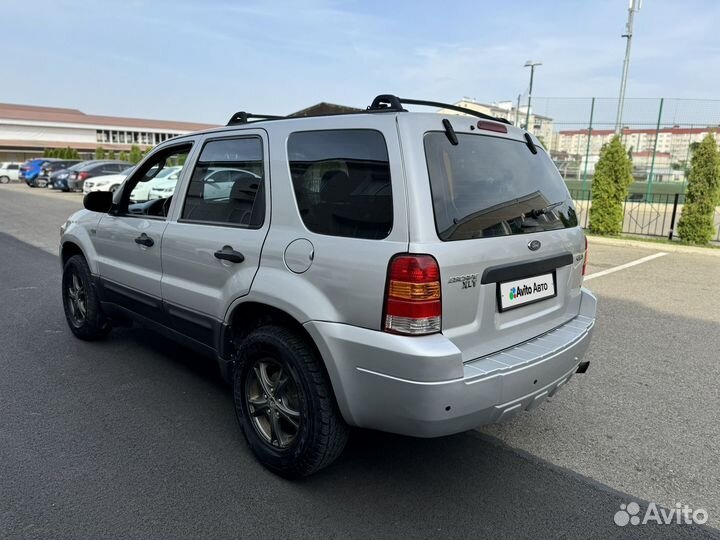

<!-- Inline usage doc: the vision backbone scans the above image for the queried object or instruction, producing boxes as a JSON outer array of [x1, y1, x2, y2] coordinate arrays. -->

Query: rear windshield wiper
[[527, 201, 564, 219]]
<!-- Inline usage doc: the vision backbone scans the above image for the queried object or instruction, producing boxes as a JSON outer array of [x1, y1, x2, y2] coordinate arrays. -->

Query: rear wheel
[[233, 325, 348, 478], [62, 254, 110, 340]]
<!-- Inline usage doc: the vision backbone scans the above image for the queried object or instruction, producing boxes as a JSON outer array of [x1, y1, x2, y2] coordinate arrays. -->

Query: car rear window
[[288, 129, 393, 240], [424, 132, 577, 241]]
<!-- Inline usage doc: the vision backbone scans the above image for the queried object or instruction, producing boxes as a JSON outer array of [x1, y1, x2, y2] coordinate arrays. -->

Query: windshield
[[424, 132, 577, 241]]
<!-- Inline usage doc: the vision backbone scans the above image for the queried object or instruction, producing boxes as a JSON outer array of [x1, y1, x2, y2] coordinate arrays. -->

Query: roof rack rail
[[367, 94, 512, 125], [226, 111, 285, 126]]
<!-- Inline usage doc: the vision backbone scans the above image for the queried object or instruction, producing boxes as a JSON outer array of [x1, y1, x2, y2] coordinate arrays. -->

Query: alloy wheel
[[65, 270, 87, 326], [245, 358, 302, 449]]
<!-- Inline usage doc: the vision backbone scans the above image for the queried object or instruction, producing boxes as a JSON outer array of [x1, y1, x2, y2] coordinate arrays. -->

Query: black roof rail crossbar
[[227, 111, 285, 126], [367, 95, 512, 125]]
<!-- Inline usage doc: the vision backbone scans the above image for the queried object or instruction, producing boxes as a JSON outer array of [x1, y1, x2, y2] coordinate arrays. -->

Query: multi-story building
[[555, 126, 719, 169], [0, 102, 217, 162]]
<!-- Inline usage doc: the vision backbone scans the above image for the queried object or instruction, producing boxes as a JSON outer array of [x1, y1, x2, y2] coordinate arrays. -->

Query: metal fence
[[569, 189, 720, 243], [527, 97, 720, 199]]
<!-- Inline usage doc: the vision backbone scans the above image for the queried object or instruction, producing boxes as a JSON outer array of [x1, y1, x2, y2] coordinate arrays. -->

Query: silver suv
[[60, 95, 596, 477]]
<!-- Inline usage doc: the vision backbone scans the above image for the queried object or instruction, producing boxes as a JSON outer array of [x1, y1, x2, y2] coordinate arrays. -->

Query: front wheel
[[62, 254, 110, 340], [233, 325, 348, 478], [0, 175, 9, 184]]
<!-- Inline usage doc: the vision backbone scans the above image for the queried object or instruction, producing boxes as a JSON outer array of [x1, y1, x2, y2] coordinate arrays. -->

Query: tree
[[129, 145, 143, 164], [95, 146, 106, 159], [589, 135, 633, 235], [107, 149, 117, 160], [119, 151, 130, 162], [677, 133, 720, 245]]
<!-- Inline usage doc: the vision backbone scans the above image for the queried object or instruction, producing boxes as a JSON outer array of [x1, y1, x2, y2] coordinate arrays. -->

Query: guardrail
[[569, 189, 720, 242]]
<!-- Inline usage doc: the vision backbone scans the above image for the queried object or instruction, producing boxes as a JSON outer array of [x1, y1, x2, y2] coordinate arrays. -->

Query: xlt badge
[[448, 273, 478, 290]]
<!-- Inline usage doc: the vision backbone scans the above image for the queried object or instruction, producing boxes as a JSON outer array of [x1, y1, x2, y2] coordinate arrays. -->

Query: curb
[[587, 235, 720, 257]]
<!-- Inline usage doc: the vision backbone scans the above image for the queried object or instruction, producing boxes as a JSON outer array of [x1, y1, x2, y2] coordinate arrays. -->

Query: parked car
[[66, 160, 131, 192], [146, 167, 257, 200], [130, 165, 182, 201], [59, 94, 596, 478], [35, 160, 82, 187], [0, 162, 21, 183], [83, 166, 134, 195], [50, 163, 86, 191], [19, 158, 61, 186]]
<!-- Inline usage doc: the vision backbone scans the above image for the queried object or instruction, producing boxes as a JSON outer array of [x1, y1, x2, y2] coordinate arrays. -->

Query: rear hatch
[[399, 114, 586, 362]]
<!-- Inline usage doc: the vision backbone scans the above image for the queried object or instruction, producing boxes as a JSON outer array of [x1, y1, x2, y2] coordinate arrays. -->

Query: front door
[[160, 132, 270, 343], [92, 142, 195, 318]]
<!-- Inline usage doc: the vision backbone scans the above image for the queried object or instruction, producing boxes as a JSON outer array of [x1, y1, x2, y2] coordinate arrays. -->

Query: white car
[[83, 166, 135, 194], [0, 162, 21, 183], [147, 167, 260, 200], [130, 166, 182, 202]]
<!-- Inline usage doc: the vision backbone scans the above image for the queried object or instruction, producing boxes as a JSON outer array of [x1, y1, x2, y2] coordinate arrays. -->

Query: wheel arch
[[220, 300, 353, 424], [60, 241, 86, 267]]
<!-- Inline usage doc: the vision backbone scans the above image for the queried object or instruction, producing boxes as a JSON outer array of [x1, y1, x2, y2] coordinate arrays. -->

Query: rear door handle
[[134, 233, 154, 247], [214, 245, 245, 264]]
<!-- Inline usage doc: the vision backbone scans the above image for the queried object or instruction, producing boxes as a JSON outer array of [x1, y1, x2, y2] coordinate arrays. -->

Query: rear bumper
[[305, 288, 596, 438]]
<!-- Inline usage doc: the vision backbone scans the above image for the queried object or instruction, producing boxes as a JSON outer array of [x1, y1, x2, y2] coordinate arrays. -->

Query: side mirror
[[83, 191, 113, 213]]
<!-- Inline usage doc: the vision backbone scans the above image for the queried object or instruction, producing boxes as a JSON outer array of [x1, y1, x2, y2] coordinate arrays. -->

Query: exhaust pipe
[[576, 361, 590, 374]]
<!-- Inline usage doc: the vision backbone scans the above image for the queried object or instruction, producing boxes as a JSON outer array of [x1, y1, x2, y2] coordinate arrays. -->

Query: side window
[[9, 164, 19, 170], [287, 129, 393, 240], [122, 144, 192, 211], [181, 137, 265, 228]]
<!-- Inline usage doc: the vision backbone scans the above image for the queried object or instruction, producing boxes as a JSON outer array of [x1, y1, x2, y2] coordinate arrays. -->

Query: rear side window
[[288, 130, 393, 240], [424, 132, 577, 241], [181, 137, 265, 228]]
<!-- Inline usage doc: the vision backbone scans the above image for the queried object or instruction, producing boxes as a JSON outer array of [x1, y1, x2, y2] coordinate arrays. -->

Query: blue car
[[20, 158, 60, 186]]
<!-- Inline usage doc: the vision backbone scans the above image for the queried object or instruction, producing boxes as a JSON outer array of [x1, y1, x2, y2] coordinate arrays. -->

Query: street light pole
[[524, 61, 541, 132], [615, 0, 642, 133]]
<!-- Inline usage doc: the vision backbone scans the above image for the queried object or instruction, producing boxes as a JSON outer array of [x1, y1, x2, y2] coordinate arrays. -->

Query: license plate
[[497, 272, 556, 312]]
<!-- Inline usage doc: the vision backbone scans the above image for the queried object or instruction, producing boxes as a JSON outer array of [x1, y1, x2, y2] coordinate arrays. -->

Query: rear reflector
[[384, 254, 441, 335], [582, 236, 588, 277]]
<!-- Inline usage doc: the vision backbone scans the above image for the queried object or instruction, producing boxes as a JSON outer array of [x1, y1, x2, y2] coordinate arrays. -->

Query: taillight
[[383, 254, 441, 335], [582, 236, 588, 277], [77, 172, 90, 181]]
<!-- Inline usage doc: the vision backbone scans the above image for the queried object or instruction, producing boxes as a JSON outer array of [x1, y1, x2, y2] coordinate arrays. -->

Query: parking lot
[[1, 183, 719, 538]]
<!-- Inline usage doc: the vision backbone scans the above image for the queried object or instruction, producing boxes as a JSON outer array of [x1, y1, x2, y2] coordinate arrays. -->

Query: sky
[[2, 0, 719, 125]]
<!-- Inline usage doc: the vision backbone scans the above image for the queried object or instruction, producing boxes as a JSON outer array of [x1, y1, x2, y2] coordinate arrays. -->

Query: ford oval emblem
[[528, 240, 541, 251]]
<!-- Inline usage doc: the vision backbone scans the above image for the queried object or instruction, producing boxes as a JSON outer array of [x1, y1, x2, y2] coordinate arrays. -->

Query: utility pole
[[615, 0, 642, 133], [524, 61, 541, 131], [515, 94, 521, 127]]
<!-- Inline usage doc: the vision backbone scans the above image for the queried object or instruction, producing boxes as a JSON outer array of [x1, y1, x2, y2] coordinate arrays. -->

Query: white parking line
[[584, 252, 668, 281]]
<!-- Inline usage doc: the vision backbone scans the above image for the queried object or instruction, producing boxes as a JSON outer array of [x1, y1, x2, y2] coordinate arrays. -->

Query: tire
[[0, 176, 9, 184], [233, 325, 348, 478], [62, 254, 110, 340]]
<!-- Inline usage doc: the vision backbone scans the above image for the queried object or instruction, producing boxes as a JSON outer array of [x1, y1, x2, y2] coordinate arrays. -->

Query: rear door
[[400, 115, 586, 362], [160, 131, 270, 343]]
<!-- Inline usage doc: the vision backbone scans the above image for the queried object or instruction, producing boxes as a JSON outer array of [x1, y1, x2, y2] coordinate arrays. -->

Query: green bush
[[677, 133, 720, 245], [129, 145, 143, 164], [589, 135, 633, 235], [95, 146, 106, 159]]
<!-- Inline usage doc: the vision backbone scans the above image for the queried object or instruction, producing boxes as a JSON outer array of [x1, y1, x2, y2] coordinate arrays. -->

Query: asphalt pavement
[[1, 184, 719, 539]]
